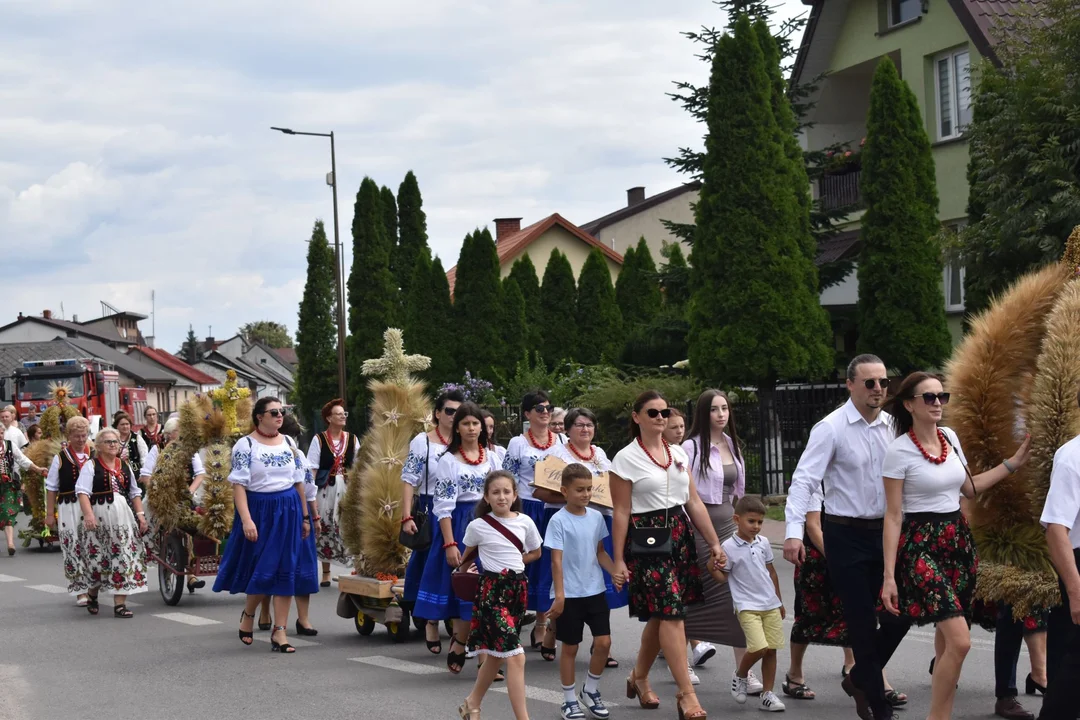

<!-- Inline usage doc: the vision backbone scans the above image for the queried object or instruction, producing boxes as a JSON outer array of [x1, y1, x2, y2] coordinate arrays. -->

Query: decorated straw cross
[[210, 369, 251, 434], [361, 328, 431, 385]]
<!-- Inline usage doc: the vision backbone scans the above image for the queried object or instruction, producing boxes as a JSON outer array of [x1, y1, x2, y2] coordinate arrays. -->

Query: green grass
[[765, 505, 785, 521]]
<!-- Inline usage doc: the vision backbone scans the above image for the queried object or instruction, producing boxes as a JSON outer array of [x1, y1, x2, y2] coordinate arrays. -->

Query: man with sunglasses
[[783, 354, 908, 720]]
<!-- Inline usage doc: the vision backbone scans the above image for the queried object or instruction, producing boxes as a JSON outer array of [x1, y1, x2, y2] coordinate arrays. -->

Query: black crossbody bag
[[628, 450, 673, 556], [398, 435, 433, 551]]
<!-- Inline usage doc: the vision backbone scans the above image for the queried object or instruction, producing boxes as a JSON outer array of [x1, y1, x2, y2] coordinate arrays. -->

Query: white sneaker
[[747, 668, 765, 695], [692, 642, 717, 667], [759, 690, 786, 712], [731, 672, 748, 704], [673, 659, 700, 685]]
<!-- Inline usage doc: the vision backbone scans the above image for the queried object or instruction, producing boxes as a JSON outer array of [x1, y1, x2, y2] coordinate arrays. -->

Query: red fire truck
[[11, 358, 148, 432]]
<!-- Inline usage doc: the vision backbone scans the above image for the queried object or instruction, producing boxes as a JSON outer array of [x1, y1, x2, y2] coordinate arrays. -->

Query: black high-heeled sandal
[[295, 618, 318, 637], [86, 593, 100, 616], [529, 627, 540, 650], [270, 626, 295, 653], [239, 610, 255, 645], [447, 637, 467, 674], [258, 612, 272, 631], [426, 622, 442, 655], [1026, 673, 1046, 695], [540, 624, 556, 661], [113, 604, 133, 619]]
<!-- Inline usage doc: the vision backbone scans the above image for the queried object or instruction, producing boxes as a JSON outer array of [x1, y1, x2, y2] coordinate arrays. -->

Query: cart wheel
[[355, 611, 376, 636], [158, 535, 185, 606], [412, 615, 425, 632], [390, 608, 411, 643]]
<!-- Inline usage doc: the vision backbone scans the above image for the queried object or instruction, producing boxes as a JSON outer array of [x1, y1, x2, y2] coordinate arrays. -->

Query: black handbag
[[398, 436, 433, 551], [628, 452, 673, 557]]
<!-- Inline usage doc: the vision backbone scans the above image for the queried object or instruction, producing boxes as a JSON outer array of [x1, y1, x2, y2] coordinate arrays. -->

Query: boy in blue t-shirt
[[546, 463, 624, 720]]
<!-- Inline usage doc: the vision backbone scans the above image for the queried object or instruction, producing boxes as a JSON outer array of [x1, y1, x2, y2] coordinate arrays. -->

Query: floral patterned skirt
[[791, 534, 849, 646], [0, 479, 20, 529], [626, 507, 702, 622], [315, 477, 352, 566], [468, 570, 528, 658], [57, 500, 89, 594], [895, 511, 977, 626], [83, 499, 148, 595], [970, 598, 1049, 634]]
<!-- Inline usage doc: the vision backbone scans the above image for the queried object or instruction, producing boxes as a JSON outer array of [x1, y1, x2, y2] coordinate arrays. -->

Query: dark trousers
[[1040, 549, 1080, 720], [995, 602, 1026, 698], [824, 520, 911, 720]]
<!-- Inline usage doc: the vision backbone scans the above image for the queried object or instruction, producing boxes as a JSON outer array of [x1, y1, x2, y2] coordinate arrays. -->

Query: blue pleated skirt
[[530, 506, 561, 612], [402, 494, 434, 608], [603, 513, 629, 609], [212, 487, 319, 597], [413, 501, 478, 622], [522, 499, 548, 611]]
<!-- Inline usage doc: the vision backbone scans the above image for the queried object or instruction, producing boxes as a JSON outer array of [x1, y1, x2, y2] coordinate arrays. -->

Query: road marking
[[0, 574, 25, 583], [152, 612, 222, 626], [254, 635, 319, 648], [25, 584, 68, 594], [350, 655, 443, 674]]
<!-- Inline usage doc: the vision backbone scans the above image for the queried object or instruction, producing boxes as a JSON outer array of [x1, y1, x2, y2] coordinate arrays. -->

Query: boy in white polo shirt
[[714, 495, 786, 712]]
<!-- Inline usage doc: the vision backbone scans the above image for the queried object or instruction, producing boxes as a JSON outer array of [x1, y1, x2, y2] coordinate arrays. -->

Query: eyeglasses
[[264, 409, 286, 418], [645, 408, 672, 419], [532, 404, 553, 414], [332, 411, 349, 419], [571, 423, 595, 430], [100, 439, 120, 445], [921, 392, 951, 405], [863, 378, 890, 390]]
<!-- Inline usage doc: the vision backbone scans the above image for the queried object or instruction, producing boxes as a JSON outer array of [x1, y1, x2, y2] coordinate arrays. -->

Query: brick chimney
[[42, 309, 53, 319], [205, 336, 215, 349], [627, 187, 646, 207], [494, 218, 522, 241]]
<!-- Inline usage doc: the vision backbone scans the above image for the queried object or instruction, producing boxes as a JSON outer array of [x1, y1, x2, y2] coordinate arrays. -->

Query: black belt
[[481, 569, 525, 579], [823, 513, 883, 530], [905, 510, 960, 523]]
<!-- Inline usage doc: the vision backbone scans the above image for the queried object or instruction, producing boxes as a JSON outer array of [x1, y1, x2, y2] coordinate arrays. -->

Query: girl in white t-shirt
[[881, 372, 1030, 720], [458, 470, 542, 720]]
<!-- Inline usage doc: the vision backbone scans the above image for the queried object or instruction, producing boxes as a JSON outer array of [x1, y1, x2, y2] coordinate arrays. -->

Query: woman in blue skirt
[[214, 397, 319, 654], [412, 402, 502, 675], [401, 389, 462, 653]]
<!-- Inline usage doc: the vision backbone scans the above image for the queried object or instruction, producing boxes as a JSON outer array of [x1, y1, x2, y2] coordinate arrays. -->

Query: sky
[[1, 0, 805, 352]]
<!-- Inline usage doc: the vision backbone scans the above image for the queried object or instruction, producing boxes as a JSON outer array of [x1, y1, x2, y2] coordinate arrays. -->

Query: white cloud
[[1, 0, 807, 351]]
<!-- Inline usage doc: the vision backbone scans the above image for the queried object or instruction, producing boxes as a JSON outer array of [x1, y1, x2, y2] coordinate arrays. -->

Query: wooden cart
[[335, 575, 412, 643], [149, 527, 224, 605]]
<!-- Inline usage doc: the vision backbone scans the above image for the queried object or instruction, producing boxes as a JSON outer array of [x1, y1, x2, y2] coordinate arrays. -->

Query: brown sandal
[[676, 690, 706, 719], [457, 698, 481, 718], [626, 671, 660, 709]]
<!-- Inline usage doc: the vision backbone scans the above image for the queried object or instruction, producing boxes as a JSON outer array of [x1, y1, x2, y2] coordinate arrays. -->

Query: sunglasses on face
[[442, 406, 458, 416], [264, 409, 286, 418], [920, 392, 951, 406], [863, 378, 890, 390], [645, 408, 672, 419], [532, 404, 553, 414]]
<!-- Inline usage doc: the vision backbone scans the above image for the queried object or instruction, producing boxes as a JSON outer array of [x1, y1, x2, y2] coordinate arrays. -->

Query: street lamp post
[[271, 126, 348, 403]]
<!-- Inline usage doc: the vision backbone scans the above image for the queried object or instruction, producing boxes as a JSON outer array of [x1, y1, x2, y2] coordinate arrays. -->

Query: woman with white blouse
[[609, 391, 725, 720], [213, 397, 318, 654], [482, 409, 507, 465], [305, 398, 360, 585], [504, 390, 563, 653], [881, 372, 1031, 720], [412, 402, 503, 675], [113, 412, 149, 482], [44, 416, 93, 605], [1, 431, 44, 554], [139, 406, 164, 450], [76, 427, 149, 618], [401, 389, 462, 653]]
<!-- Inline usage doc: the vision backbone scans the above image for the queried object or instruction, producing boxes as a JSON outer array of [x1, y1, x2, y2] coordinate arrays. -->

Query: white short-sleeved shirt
[[75, 458, 142, 499], [544, 507, 608, 598], [462, 512, 541, 574], [611, 440, 691, 514], [1040, 435, 1080, 549], [882, 427, 968, 514], [550, 442, 613, 515], [504, 433, 563, 503], [140, 444, 205, 479], [4, 425, 28, 450], [491, 444, 507, 465], [45, 449, 90, 491], [432, 449, 502, 520], [228, 436, 305, 493], [401, 432, 448, 494], [720, 533, 781, 612]]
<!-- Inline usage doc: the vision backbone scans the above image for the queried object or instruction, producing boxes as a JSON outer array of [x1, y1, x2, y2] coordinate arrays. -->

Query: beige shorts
[[737, 609, 785, 653]]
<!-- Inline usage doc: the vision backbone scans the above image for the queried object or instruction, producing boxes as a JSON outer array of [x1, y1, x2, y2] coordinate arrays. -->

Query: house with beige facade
[[445, 214, 623, 294], [579, 185, 699, 262]]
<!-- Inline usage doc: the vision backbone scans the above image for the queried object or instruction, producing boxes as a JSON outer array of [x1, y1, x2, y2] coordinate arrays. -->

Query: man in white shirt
[[783, 354, 908, 720], [1037, 395, 1080, 720]]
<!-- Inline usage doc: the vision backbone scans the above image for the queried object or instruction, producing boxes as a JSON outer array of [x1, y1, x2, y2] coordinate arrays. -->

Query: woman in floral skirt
[[305, 398, 359, 585], [1, 434, 45, 554], [609, 390, 726, 720], [45, 416, 93, 605], [882, 372, 1031, 720]]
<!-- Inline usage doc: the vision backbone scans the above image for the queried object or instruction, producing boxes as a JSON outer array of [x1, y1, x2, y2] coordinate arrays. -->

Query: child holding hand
[[546, 463, 624, 720], [712, 495, 787, 712]]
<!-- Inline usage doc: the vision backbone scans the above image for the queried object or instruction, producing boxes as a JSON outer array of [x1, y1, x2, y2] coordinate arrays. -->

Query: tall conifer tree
[[403, 250, 436, 382], [429, 256, 456, 384], [508, 254, 543, 348], [452, 229, 505, 380], [396, 171, 429, 300], [538, 248, 577, 367], [688, 15, 831, 385], [617, 238, 663, 365], [574, 248, 623, 365], [295, 219, 339, 424], [380, 185, 398, 253], [500, 277, 528, 376], [856, 58, 951, 372]]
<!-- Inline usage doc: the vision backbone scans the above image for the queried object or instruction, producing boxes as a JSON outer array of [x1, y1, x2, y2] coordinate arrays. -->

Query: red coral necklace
[[528, 428, 554, 450], [568, 442, 596, 464], [434, 427, 450, 446], [637, 436, 673, 470], [460, 445, 486, 466], [909, 428, 949, 465]]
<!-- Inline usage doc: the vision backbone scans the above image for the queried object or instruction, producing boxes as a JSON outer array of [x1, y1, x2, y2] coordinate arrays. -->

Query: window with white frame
[[936, 49, 972, 140], [889, 0, 922, 26], [943, 222, 967, 312]]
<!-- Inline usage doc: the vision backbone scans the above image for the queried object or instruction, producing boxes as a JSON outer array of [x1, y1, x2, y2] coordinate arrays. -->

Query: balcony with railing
[[817, 163, 863, 212]]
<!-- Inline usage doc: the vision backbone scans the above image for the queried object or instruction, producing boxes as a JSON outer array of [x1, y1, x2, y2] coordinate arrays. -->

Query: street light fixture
[[271, 126, 348, 404]]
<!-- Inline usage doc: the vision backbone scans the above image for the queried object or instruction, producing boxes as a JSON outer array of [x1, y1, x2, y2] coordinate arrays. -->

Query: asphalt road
[[0, 517, 1040, 720]]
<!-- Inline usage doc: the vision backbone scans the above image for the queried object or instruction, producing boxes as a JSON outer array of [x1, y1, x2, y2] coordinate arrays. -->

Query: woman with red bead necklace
[[412, 402, 503, 675], [881, 372, 1031, 720], [75, 427, 149, 617], [305, 398, 360, 586], [505, 390, 563, 657], [609, 390, 726, 720]]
